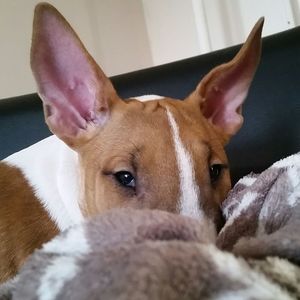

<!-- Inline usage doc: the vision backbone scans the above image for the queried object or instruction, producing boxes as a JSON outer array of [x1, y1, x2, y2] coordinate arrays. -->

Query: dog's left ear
[[188, 18, 264, 140], [30, 3, 120, 148]]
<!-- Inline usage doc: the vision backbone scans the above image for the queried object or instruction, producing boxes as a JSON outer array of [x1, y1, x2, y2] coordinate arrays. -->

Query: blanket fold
[[217, 152, 300, 265], [1, 153, 299, 300]]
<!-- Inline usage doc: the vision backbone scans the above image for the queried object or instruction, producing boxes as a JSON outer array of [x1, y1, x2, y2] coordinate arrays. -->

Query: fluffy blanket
[[1, 153, 300, 300]]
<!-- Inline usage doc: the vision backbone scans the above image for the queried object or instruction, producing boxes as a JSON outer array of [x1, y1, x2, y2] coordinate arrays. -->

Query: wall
[[202, 0, 295, 50], [87, 0, 152, 76], [0, 0, 96, 99], [0, 0, 152, 99], [142, 0, 201, 65], [1, 0, 300, 99]]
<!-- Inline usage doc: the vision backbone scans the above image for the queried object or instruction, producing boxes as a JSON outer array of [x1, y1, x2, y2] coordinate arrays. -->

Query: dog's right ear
[[31, 3, 120, 148]]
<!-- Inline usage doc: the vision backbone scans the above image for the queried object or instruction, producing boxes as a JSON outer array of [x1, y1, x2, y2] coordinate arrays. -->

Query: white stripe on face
[[166, 109, 202, 218]]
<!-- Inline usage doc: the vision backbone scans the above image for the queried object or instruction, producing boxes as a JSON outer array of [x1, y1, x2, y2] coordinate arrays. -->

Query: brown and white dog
[[0, 3, 263, 282]]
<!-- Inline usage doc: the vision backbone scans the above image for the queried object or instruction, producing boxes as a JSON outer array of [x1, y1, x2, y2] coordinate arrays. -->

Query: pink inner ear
[[32, 8, 105, 139], [42, 80, 97, 136], [203, 69, 250, 134], [197, 18, 263, 137]]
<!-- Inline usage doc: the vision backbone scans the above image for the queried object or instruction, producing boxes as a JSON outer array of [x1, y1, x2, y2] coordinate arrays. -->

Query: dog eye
[[209, 164, 223, 183], [114, 171, 136, 188]]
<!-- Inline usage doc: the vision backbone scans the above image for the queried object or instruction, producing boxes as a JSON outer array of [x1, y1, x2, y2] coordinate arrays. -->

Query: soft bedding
[[1, 153, 300, 300]]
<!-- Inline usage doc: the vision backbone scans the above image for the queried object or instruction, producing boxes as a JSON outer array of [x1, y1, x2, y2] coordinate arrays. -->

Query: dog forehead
[[133, 94, 165, 102], [90, 95, 210, 154], [128, 95, 202, 123]]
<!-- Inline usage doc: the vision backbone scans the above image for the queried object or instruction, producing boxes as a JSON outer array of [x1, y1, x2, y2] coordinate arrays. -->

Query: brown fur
[[0, 3, 263, 282], [78, 98, 230, 230], [0, 163, 58, 283], [0, 96, 230, 282]]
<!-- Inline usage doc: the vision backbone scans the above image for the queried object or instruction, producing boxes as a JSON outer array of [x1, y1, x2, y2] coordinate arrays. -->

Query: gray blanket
[[1, 153, 300, 300]]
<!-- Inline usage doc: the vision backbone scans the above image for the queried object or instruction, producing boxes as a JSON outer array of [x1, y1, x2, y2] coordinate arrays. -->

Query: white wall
[[87, 0, 152, 76], [0, 0, 153, 99], [1, 0, 300, 99], [0, 0, 97, 99], [202, 0, 295, 51], [142, 0, 201, 65]]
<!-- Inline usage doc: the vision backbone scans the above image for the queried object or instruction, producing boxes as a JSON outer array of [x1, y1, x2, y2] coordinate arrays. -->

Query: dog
[[0, 3, 263, 282]]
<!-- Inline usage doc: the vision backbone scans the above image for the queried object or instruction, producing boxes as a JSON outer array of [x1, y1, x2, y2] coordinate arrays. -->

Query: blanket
[[1, 153, 300, 300]]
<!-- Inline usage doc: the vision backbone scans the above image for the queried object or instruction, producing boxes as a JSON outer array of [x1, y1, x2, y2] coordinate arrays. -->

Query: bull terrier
[[0, 3, 263, 282]]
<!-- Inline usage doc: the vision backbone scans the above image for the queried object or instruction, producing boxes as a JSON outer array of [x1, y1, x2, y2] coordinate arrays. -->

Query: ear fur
[[31, 3, 119, 147], [189, 18, 264, 140]]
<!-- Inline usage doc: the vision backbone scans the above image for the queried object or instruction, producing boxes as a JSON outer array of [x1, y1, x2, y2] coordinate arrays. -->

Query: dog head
[[30, 3, 263, 229]]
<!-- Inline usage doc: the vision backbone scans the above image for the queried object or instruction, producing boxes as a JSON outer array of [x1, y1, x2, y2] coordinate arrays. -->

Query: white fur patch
[[38, 218, 90, 299], [287, 166, 300, 207], [222, 202, 236, 220], [223, 176, 258, 219], [166, 109, 202, 219], [42, 225, 90, 255], [258, 199, 272, 226], [268, 257, 300, 284], [4, 135, 83, 231], [221, 192, 257, 232], [208, 245, 291, 300], [37, 256, 79, 300], [238, 176, 257, 187], [133, 94, 164, 102], [272, 153, 300, 168]]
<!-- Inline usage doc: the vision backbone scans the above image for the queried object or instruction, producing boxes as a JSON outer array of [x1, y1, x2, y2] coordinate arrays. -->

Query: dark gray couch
[[1, 27, 299, 184]]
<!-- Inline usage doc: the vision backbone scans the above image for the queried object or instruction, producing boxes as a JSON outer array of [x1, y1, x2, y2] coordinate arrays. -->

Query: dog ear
[[31, 3, 119, 148], [188, 18, 263, 140]]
